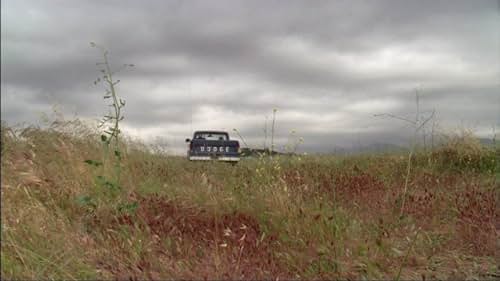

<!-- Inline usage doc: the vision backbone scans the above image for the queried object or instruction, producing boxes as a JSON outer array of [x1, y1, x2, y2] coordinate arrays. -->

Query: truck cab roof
[[193, 130, 228, 134]]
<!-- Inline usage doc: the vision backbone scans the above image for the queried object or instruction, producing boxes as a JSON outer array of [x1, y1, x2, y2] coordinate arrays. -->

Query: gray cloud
[[2, 0, 499, 153]]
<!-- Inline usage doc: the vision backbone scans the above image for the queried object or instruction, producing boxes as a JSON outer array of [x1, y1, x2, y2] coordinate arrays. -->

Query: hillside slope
[[1, 121, 499, 280]]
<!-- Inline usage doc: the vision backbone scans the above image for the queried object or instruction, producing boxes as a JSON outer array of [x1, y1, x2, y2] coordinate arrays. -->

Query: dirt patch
[[107, 194, 286, 279]]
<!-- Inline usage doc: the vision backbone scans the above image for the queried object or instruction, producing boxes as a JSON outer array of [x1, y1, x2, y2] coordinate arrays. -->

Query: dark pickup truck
[[185, 131, 240, 163]]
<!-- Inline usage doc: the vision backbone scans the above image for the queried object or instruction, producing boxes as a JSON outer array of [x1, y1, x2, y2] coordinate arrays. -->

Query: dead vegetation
[[101, 194, 283, 279], [1, 121, 499, 280]]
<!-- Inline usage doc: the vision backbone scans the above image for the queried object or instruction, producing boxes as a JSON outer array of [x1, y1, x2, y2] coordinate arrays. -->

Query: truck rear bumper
[[189, 156, 240, 162], [189, 156, 211, 161], [218, 156, 240, 162]]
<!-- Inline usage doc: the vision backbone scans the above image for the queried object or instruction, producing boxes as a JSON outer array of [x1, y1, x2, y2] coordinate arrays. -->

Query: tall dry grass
[[1, 120, 498, 280]]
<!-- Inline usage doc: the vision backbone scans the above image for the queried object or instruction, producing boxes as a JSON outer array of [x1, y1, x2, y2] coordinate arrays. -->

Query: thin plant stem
[[271, 109, 277, 154], [395, 228, 421, 281]]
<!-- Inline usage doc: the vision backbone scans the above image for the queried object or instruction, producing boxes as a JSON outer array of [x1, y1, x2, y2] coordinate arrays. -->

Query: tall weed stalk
[[81, 43, 135, 212]]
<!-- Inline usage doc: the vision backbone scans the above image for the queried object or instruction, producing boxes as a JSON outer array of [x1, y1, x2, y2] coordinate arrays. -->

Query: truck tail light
[[189, 142, 193, 150]]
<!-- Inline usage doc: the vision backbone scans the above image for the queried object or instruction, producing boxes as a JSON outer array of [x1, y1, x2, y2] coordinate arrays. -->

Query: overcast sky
[[2, 0, 499, 154]]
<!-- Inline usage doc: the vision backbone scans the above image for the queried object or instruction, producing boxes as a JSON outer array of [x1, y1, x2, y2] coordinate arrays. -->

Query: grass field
[[1, 120, 499, 280]]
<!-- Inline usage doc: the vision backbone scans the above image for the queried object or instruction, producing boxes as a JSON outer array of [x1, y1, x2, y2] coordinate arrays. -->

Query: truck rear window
[[194, 132, 228, 141]]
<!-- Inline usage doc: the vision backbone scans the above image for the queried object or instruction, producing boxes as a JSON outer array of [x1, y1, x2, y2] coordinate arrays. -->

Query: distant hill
[[240, 148, 282, 157], [330, 142, 407, 155], [239, 137, 497, 157], [478, 138, 497, 147]]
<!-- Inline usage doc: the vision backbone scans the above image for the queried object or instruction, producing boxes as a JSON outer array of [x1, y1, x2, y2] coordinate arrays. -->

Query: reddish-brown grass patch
[[454, 182, 498, 256], [107, 194, 286, 279], [402, 188, 438, 221]]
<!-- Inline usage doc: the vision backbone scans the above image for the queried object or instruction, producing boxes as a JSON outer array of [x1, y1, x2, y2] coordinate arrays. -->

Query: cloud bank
[[2, 0, 499, 153]]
